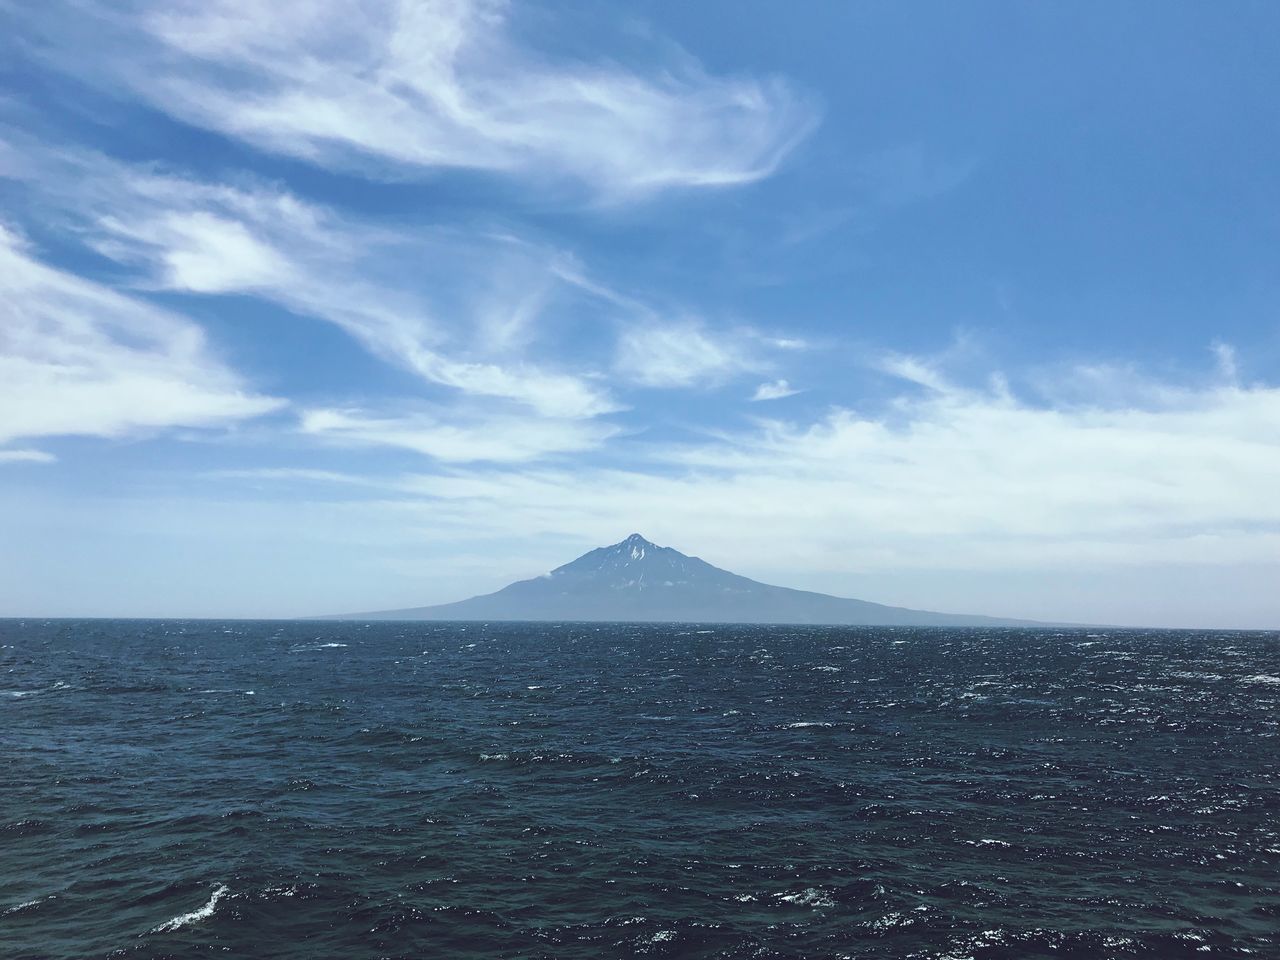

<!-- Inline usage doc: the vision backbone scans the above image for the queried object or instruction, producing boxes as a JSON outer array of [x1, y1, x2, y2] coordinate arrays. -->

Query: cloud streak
[[751, 379, 800, 401], [0, 223, 283, 446], [299, 406, 621, 463], [231, 358, 1280, 581], [616, 322, 757, 388], [3, 136, 806, 465], [0, 449, 57, 464], [29, 0, 816, 200], [3, 142, 620, 420]]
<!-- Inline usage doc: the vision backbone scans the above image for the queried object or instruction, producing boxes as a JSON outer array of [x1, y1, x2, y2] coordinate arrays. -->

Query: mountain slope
[[331, 534, 1040, 626]]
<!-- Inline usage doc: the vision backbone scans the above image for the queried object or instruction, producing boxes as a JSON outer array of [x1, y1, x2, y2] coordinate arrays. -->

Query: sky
[[1, 1, 1278, 627]]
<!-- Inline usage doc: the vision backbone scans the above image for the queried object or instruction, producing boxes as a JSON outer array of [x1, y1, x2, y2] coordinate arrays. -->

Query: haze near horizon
[[2, 2, 1278, 628]]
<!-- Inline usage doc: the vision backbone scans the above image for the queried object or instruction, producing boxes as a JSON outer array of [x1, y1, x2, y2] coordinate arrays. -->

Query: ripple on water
[[1, 620, 1277, 959]]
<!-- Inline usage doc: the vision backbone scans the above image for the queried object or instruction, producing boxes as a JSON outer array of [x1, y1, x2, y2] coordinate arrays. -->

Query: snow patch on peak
[[630, 545, 645, 560]]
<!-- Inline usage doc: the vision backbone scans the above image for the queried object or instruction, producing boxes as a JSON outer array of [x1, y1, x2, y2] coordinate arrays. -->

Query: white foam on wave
[[4, 680, 71, 698], [782, 721, 835, 729], [152, 883, 229, 933], [866, 910, 916, 931], [5, 894, 55, 915], [777, 887, 835, 908], [1243, 674, 1280, 685]]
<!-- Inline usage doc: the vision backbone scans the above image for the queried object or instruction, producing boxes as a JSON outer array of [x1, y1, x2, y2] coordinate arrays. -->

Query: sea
[[2, 620, 1278, 959]]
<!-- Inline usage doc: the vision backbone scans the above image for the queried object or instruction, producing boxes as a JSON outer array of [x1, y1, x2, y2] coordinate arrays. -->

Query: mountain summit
[[332, 534, 1039, 626]]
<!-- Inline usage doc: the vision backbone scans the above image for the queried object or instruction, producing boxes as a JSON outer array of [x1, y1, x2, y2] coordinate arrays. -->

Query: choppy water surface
[[3, 621, 1279, 959]]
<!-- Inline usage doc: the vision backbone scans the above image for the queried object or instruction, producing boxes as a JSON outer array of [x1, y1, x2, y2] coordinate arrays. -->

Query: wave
[[1, 818, 51, 836], [196, 688, 257, 695], [151, 883, 229, 934], [4, 894, 55, 915], [7, 621, 1279, 958], [776, 887, 835, 908], [4, 680, 71, 698]]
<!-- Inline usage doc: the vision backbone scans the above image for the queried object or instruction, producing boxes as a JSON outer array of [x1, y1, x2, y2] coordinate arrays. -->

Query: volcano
[[332, 534, 1040, 626]]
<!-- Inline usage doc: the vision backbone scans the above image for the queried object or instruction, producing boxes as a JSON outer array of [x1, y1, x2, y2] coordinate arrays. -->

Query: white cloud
[[876, 352, 955, 393], [750, 379, 800, 401], [34, 0, 815, 200], [271, 358, 1280, 579], [131, 195, 617, 418], [209, 468, 376, 487], [0, 224, 283, 446], [100, 209, 297, 294], [0, 449, 56, 464], [3, 145, 619, 419], [299, 406, 619, 462], [1212, 340, 1238, 381], [616, 322, 754, 388], [67, 351, 1273, 624]]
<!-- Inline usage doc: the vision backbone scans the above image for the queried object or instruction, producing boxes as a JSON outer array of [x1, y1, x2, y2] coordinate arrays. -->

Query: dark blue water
[[3, 621, 1278, 959]]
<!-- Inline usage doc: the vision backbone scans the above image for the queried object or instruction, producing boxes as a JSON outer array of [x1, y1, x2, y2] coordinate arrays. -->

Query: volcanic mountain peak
[[328, 533, 1044, 626], [591, 532, 654, 563]]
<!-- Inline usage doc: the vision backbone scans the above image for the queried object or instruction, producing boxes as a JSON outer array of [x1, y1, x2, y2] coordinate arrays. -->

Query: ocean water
[[2, 621, 1278, 959]]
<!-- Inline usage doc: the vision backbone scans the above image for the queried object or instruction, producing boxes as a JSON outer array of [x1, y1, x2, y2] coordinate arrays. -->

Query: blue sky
[[2, 1, 1278, 626]]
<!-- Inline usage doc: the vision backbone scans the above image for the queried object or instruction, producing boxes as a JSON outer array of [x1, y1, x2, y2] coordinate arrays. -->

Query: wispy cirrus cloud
[[0, 223, 283, 447], [615, 321, 758, 388], [13, 346, 1277, 624], [299, 406, 621, 463], [2, 141, 619, 420], [226, 352, 1280, 581], [750, 379, 800, 401], [0, 449, 57, 464], [21, 0, 816, 200], [5, 134, 805, 446]]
